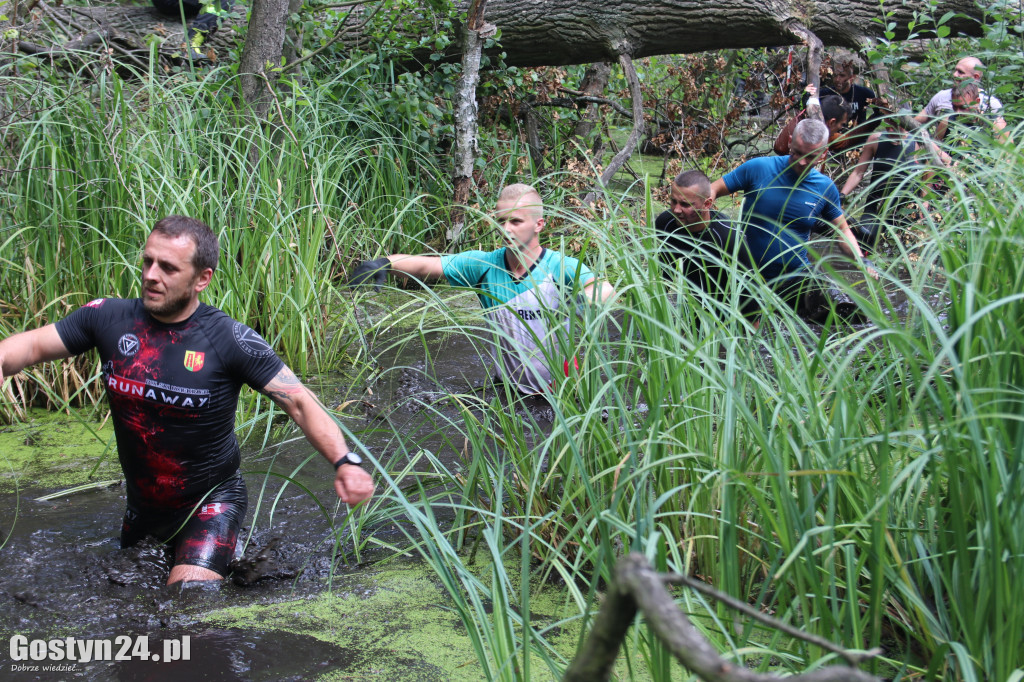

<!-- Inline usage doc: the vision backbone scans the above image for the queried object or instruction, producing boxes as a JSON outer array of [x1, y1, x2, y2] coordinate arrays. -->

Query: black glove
[[347, 257, 391, 291]]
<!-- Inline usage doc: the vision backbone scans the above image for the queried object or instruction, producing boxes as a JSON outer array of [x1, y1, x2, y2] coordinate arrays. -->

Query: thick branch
[[581, 50, 644, 207], [787, 20, 824, 124], [565, 553, 881, 682]]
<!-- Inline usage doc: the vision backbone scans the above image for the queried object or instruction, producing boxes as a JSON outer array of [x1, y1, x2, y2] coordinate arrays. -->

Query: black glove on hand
[[347, 257, 391, 291]]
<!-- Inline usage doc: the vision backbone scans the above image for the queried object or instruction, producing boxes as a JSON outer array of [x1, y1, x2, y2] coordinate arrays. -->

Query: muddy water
[[0, 328, 562, 681]]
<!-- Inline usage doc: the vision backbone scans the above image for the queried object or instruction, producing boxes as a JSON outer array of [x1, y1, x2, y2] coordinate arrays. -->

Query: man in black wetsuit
[[0, 216, 374, 584]]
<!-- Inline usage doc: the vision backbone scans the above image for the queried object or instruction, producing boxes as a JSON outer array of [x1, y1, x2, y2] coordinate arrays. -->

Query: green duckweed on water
[[203, 555, 656, 681], [0, 407, 120, 493]]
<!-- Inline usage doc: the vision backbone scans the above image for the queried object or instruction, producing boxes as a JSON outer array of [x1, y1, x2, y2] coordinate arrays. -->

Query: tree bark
[[238, 0, 289, 118], [447, 0, 493, 247], [394, 0, 985, 68], [569, 61, 612, 150]]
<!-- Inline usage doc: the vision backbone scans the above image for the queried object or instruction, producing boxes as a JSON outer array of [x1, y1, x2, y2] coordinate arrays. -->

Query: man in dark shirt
[[773, 91, 852, 156], [839, 120, 931, 250], [825, 59, 875, 128], [655, 170, 744, 299], [0, 216, 374, 584]]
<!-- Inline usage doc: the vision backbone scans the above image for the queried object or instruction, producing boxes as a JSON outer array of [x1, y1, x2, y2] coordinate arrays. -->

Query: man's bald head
[[954, 57, 985, 81]]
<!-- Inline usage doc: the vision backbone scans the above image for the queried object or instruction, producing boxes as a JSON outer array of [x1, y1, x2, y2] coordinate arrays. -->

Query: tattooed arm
[[259, 365, 374, 505]]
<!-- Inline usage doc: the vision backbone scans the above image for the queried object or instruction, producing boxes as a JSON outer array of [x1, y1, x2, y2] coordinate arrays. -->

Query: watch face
[[345, 452, 363, 465]]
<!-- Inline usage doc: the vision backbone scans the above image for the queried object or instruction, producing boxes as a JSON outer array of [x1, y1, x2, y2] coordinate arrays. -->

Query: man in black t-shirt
[[656, 170, 752, 312], [0, 216, 374, 584], [822, 53, 882, 149]]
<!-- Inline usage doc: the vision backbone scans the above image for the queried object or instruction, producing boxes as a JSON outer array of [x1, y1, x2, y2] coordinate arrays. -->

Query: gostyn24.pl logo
[[9, 634, 190, 669]]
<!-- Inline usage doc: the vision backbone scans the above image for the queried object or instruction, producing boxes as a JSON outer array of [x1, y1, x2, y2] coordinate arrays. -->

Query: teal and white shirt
[[441, 247, 596, 394]]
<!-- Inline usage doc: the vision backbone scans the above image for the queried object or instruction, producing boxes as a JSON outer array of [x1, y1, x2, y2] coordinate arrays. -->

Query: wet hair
[[151, 215, 220, 273], [672, 169, 711, 195], [952, 78, 980, 102], [793, 118, 830, 148], [498, 183, 544, 219], [821, 95, 852, 125]]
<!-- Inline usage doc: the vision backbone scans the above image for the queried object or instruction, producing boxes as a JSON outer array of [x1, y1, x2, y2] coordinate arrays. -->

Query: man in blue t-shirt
[[0, 216, 375, 584], [348, 184, 615, 394], [710, 118, 876, 313]]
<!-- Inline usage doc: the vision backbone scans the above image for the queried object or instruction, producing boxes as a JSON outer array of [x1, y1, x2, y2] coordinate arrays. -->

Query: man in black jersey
[[655, 170, 758, 321], [0, 216, 374, 584], [656, 170, 744, 296]]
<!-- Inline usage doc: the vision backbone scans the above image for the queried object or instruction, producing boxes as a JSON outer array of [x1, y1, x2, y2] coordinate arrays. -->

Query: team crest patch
[[232, 322, 275, 358], [117, 333, 140, 357], [183, 350, 205, 372]]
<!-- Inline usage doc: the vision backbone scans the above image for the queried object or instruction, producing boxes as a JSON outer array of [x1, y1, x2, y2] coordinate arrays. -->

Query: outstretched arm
[[387, 254, 446, 282], [259, 366, 374, 505], [0, 325, 72, 383], [840, 136, 879, 196], [347, 254, 447, 290], [830, 215, 878, 279]]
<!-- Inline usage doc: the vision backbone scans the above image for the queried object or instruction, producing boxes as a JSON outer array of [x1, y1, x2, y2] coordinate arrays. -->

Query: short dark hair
[[821, 95, 852, 124], [151, 215, 220, 273], [673, 169, 711, 195]]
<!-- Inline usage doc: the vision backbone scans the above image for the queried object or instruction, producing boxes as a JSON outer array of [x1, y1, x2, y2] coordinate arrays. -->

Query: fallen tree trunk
[[6, 0, 986, 74], [4, 0, 242, 71], [395, 0, 987, 68]]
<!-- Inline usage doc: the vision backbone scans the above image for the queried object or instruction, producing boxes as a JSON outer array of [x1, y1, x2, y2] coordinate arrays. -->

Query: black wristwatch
[[333, 452, 364, 469]]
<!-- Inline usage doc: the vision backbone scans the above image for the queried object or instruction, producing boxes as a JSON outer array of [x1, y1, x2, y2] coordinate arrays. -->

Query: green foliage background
[[1, 1, 1023, 680]]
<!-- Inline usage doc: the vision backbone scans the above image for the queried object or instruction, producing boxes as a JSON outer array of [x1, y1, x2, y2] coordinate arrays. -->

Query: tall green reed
[[0, 53, 447, 421], [358, 125, 1022, 679]]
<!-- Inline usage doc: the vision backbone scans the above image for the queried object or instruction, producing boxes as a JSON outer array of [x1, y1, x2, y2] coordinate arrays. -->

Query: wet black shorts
[[120, 473, 248, 576]]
